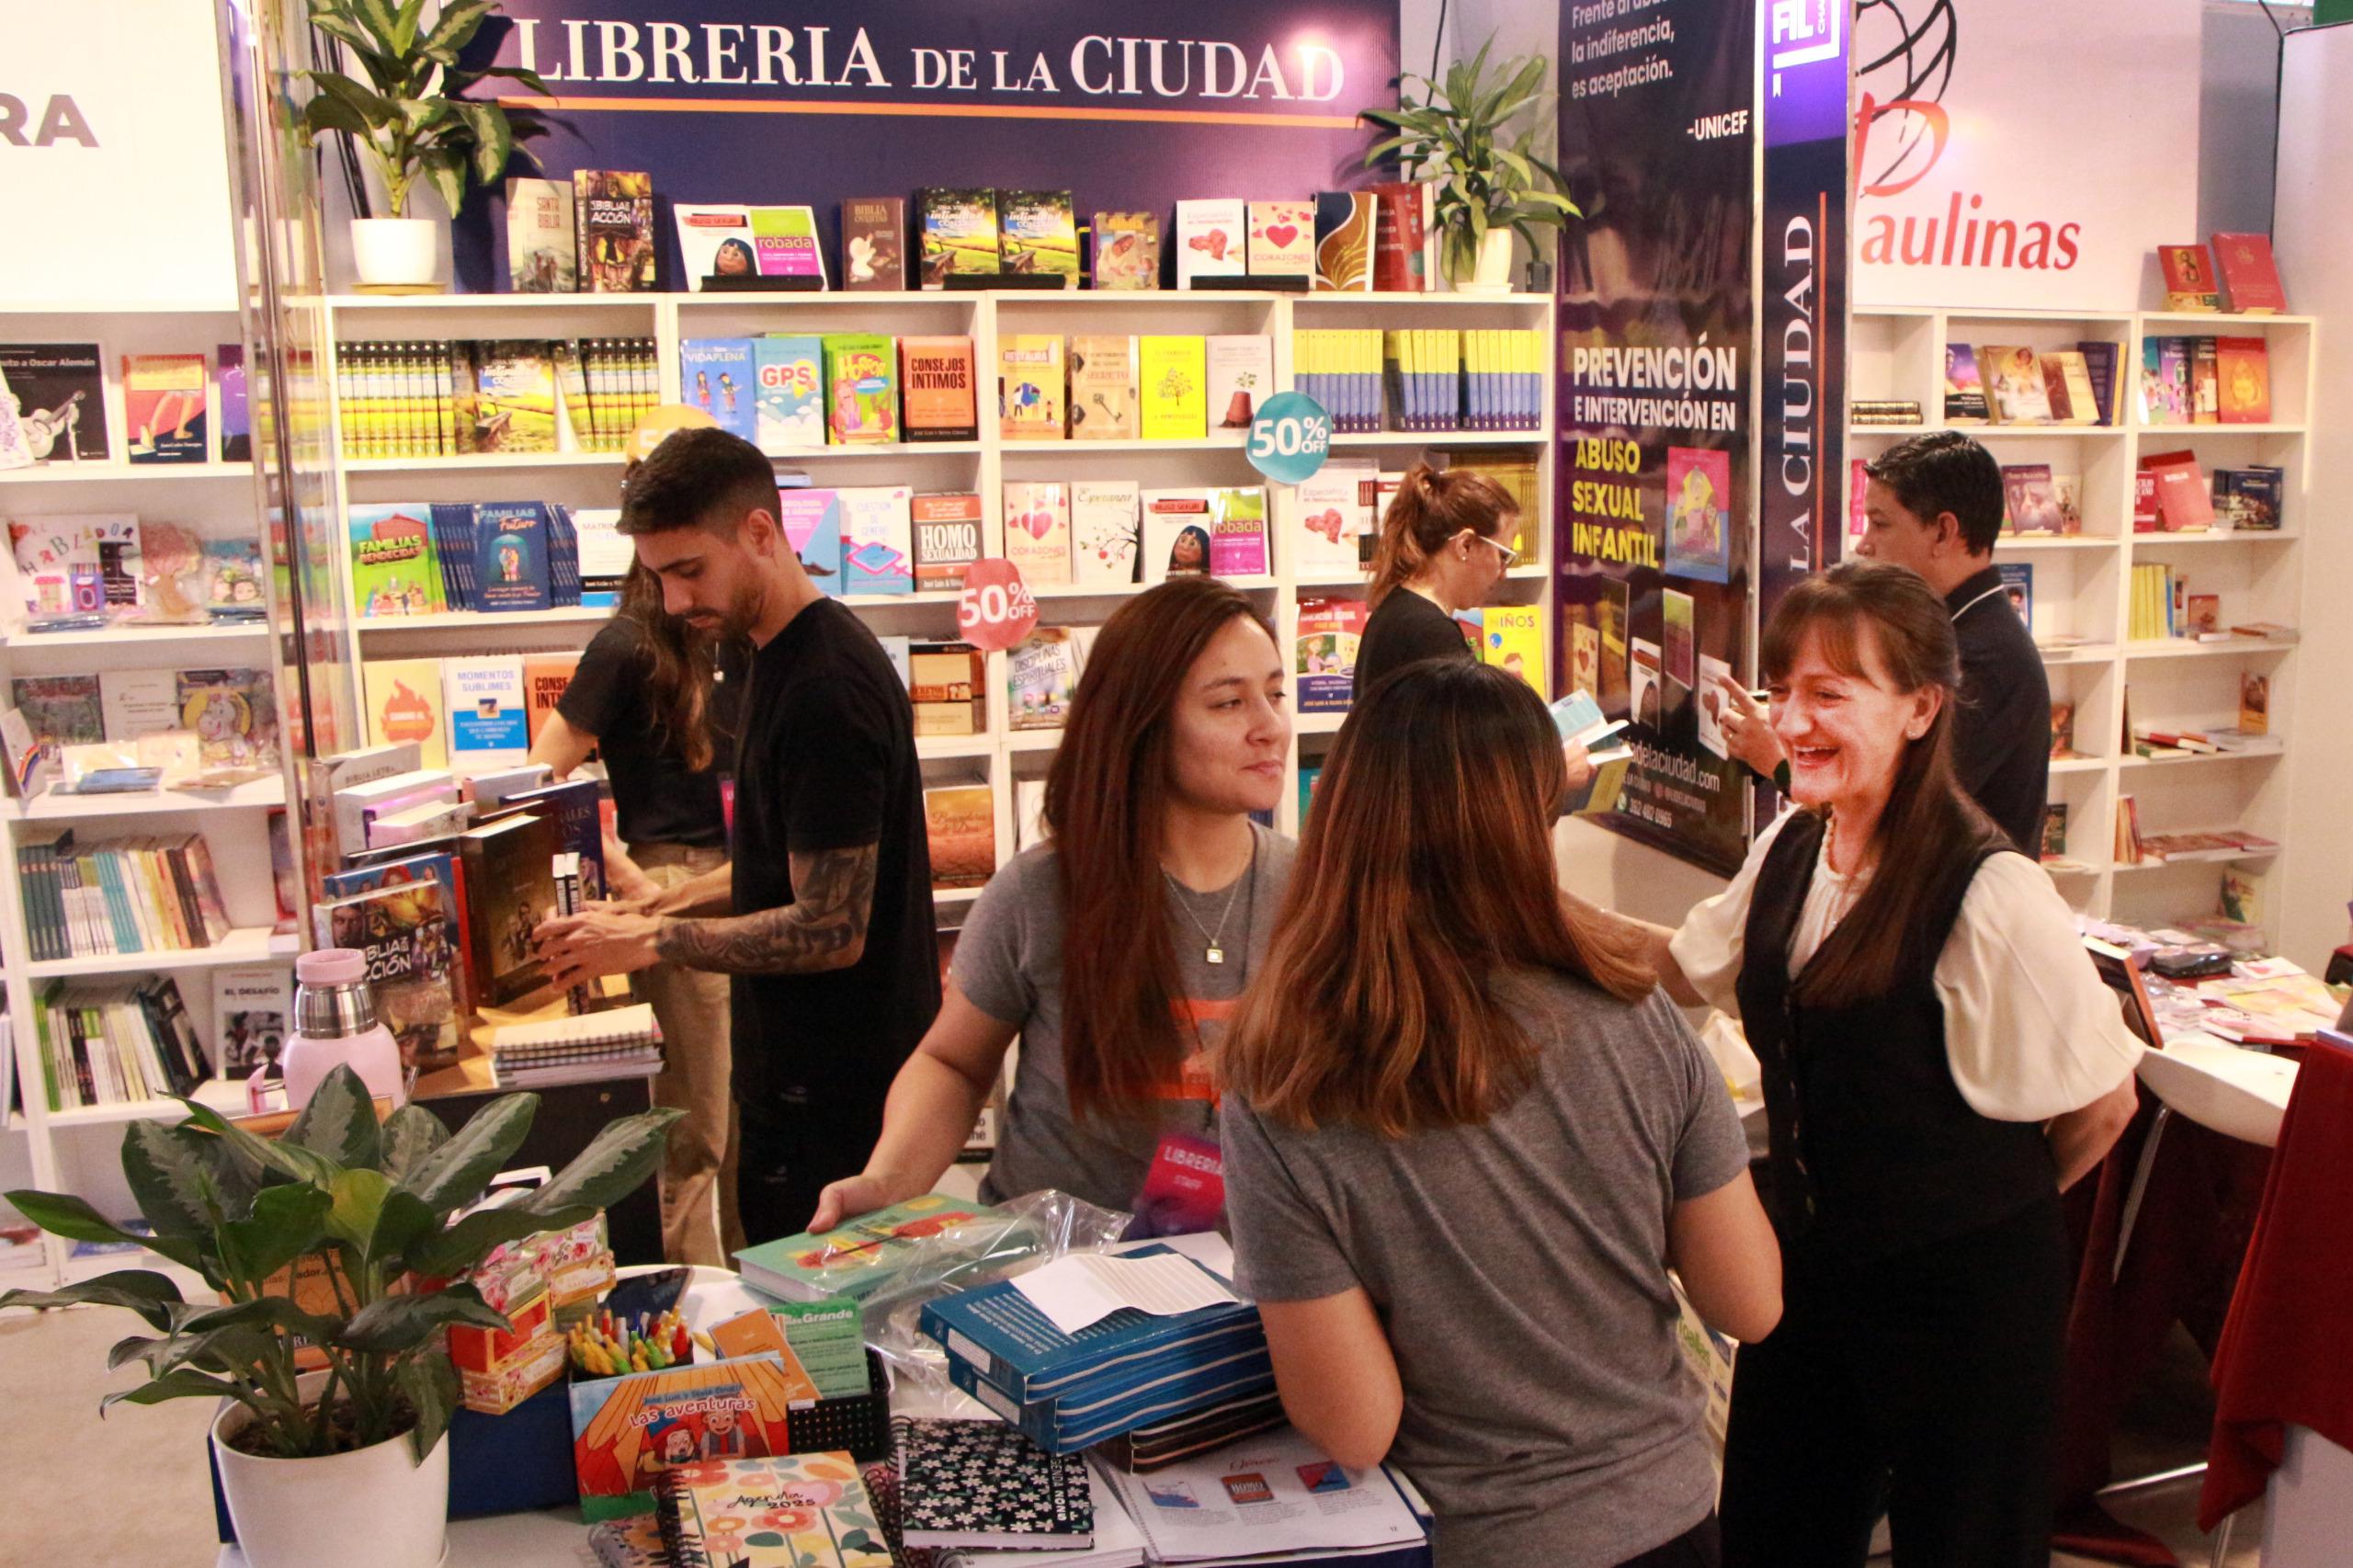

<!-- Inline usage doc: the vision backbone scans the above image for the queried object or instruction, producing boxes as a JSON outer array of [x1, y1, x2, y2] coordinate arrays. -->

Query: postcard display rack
[[0, 302, 301, 1290], [309, 286, 1559, 909], [1847, 307, 2317, 946]]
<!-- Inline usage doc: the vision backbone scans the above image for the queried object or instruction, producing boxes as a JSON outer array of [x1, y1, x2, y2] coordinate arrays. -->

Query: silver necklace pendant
[[1204, 946, 1225, 965]]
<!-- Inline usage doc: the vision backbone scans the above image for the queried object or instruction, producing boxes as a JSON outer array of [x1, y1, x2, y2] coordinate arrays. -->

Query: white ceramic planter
[[1452, 228, 1518, 295], [350, 217, 440, 288], [212, 1373, 449, 1568]]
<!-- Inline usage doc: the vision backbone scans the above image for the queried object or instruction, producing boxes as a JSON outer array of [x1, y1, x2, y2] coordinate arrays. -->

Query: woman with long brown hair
[[810, 575, 1291, 1232], [1220, 658, 1780, 1568], [531, 557, 747, 1265], [1626, 561, 2141, 1566]]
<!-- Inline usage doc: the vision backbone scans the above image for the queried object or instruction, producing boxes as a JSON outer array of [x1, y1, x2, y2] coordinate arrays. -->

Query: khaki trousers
[[632, 843, 743, 1265]]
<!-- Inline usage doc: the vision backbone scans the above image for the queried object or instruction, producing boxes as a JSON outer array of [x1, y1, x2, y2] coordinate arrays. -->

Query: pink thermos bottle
[[278, 948, 406, 1110]]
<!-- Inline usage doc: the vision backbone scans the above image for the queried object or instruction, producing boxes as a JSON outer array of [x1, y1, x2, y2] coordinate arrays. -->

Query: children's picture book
[[823, 334, 899, 445], [1207, 487, 1269, 578], [2000, 464, 2062, 534], [841, 196, 906, 290], [1313, 190, 1378, 292], [777, 489, 844, 588], [1664, 447, 1733, 583], [2214, 336, 2270, 424], [506, 176, 578, 292], [1206, 335, 1274, 430], [7, 511, 139, 623], [1002, 481, 1073, 586], [2211, 231, 2286, 313], [10, 674, 101, 762], [910, 493, 983, 591], [1483, 605, 1546, 696], [752, 335, 825, 451], [1981, 345, 2053, 424], [998, 189, 1080, 285], [1247, 200, 1316, 278], [1068, 335, 1137, 440], [1139, 336, 1209, 440], [997, 335, 1066, 440], [1091, 210, 1161, 290], [1175, 199, 1246, 286], [442, 655, 529, 764], [177, 667, 280, 773], [569, 1353, 802, 1522], [1296, 597, 1369, 712], [0, 343, 108, 461], [2041, 803, 2070, 862], [1072, 481, 1141, 588], [574, 170, 656, 291], [898, 336, 979, 442], [363, 658, 449, 768], [838, 486, 915, 596], [473, 501, 556, 612], [2212, 466, 2283, 531], [98, 667, 177, 742], [1141, 489, 1213, 582], [1996, 563, 2034, 631], [347, 504, 444, 617], [123, 354, 209, 464], [926, 782, 995, 888], [734, 1195, 997, 1302], [217, 345, 251, 462], [677, 338, 756, 439], [214, 965, 294, 1081], [2159, 244, 2221, 312], [1007, 628, 1084, 732], [655, 1450, 893, 1566], [917, 187, 1001, 287], [1942, 343, 1989, 424]]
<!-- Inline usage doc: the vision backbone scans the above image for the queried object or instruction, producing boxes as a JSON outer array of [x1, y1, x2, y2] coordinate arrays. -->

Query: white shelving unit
[[1848, 305, 2317, 944], [0, 301, 300, 1288], [301, 286, 1558, 888]]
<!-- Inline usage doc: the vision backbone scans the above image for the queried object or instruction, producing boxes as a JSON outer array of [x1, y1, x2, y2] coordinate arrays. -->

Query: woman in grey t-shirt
[[1220, 661, 1782, 1568], [809, 577, 1293, 1233]]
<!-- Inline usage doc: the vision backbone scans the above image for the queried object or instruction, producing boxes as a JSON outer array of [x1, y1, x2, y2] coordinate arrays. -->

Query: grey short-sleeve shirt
[[952, 824, 1294, 1217], [1222, 971, 1750, 1568]]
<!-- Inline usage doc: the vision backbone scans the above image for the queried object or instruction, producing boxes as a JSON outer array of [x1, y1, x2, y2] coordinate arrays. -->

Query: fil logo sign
[[0, 93, 98, 148], [1768, 0, 1841, 95]]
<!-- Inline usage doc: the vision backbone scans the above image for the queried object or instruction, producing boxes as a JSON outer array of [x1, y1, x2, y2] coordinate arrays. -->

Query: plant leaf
[[6, 1188, 151, 1247], [173, 1098, 345, 1189], [121, 1121, 243, 1239], [336, 1281, 508, 1355], [325, 1168, 394, 1253], [0, 1269, 185, 1331], [366, 1187, 439, 1273], [346, 0, 404, 53], [307, 69, 393, 131], [520, 1107, 682, 1217], [217, 1183, 333, 1287], [378, 1105, 449, 1187], [101, 1369, 249, 1413], [406, 1199, 592, 1279], [303, 91, 373, 142], [399, 1093, 537, 1213], [419, 0, 496, 57], [400, 1351, 461, 1465], [457, 101, 514, 186], [390, 0, 428, 54], [284, 1064, 382, 1174]]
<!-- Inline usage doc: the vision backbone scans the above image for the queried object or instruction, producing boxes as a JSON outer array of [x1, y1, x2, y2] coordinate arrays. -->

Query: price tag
[[1245, 391, 1334, 485], [956, 558, 1040, 652]]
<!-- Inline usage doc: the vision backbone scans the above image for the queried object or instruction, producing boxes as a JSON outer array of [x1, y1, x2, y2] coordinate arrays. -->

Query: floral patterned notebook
[[656, 1449, 894, 1567], [892, 1416, 1094, 1549]]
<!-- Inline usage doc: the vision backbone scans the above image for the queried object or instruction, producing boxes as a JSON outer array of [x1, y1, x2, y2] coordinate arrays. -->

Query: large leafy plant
[[0, 1066, 679, 1464], [301, 0, 552, 220], [1360, 38, 1582, 283]]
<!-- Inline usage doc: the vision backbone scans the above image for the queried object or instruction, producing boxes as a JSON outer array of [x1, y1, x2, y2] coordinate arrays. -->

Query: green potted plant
[[0, 1067, 679, 1568], [301, 0, 553, 287], [1359, 38, 1582, 294]]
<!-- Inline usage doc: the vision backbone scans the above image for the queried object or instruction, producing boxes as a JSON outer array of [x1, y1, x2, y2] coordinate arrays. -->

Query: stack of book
[[2137, 333, 2272, 426], [2159, 235, 2288, 314], [349, 498, 627, 617], [919, 1244, 1274, 1456], [1850, 399, 1923, 427], [334, 337, 657, 457], [30, 974, 210, 1110], [15, 827, 233, 960], [488, 1001, 662, 1090], [1944, 340, 2120, 426]]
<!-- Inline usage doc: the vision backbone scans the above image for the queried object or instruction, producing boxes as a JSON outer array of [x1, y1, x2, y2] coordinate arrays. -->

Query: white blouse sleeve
[[1668, 809, 1798, 1017], [1934, 852, 2145, 1120]]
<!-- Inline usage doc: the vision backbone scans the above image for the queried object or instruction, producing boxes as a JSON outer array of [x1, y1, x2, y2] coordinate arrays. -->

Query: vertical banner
[[1555, 0, 1757, 878], [1759, 0, 1849, 620]]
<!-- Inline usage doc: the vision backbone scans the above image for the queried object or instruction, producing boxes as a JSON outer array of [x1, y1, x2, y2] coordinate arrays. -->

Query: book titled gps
[[733, 1193, 998, 1302]]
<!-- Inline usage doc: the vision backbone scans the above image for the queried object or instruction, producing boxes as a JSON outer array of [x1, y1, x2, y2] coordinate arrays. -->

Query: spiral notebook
[[489, 1002, 663, 1086]]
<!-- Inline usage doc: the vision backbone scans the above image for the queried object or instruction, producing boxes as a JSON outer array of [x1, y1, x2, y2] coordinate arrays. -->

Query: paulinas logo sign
[[0, 94, 97, 148]]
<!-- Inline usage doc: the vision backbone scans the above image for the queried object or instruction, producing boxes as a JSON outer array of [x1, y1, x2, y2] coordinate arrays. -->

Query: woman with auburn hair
[[1220, 659, 1781, 1568], [811, 576, 1292, 1233], [1620, 561, 2141, 1567]]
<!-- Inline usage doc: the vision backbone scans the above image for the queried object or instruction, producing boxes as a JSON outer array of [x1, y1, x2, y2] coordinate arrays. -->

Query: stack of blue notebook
[[918, 1246, 1275, 1456]]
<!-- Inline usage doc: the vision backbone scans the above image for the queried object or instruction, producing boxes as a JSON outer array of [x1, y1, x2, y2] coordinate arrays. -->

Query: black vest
[[1734, 812, 2056, 1263]]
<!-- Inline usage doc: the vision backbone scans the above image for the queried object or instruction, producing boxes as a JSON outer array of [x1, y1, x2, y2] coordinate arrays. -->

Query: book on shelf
[[824, 334, 899, 445], [750, 335, 825, 451], [441, 656, 529, 767], [1296, 597, 1369, 712], [1980, 345, 2053, 424], [1091, 210, 1161, 290], [1247, 199, 1317, 278], [31, 974, 214, 1110], [2077, 341, 2120, 426], [1069, 335, 1139, 440], [2212, 466, 2285, 531], [2159, 244, 2222, 311], [1995, 564, 2033, 632], [1370, 181, 1436, 293], [998, 188, 1080, 286], [2140, 449, 2214, 532], [676, 338, 756, 440], [899, 336, 979, 442], [1003, 481, 1073, 586], [1140, 489, 1212, 583], [2051, 699, 2077, 759], [779, 488, 844, 588], [1015, 778, 1049, 852], [348, 505, 446, 617], [748, 204, 827, 286], [97, 668, 179, 743], [210, 345, 248, 464], [892, 1416, 1094, 1550], [2240, 671, 2270, 735], [1207, 487, 1269, 578], [0, 343, 107, 462], [2211, 231, 2286, 313], [1297, 327, 1383, 432], [674, 200, 767, 290], [997, 334, 1066, 440], [1313, 189, 1378, 292], [213, 964, 292, 1085], [908, 641, 984, 736], [910, 493, 983, 592], [574, 170, 656, 291], [1206, 335, 1274, 431], [1293, 460, 1375, 578], [1008, 628, 1085, 732], [926, 783, 995, 890], [2039, 351, 2099, 426], [2214, 336, 2271, 424], [121, 354, 209, 465], [1999, 464, 2063, 535], [1175, 199, 1245, 286], [1072, 481, 1142, 587], [16, 828, 230, 961], [1479, 605, 1547, 697], [473, 339, 562, 453], [2185, 594, 2222, 639], [2190, 336, 2221, 424], [2041, 801, 2071, 862], [840, 196, 906, 290], [472, 501, 556, 611], [176, 667, 278, 775], [917, 187, 1000, 287], [838, 485, 915, 595], [1139, 336, 1208, 440], [6, 511, 142, 626], [506, 176, 577, 292]]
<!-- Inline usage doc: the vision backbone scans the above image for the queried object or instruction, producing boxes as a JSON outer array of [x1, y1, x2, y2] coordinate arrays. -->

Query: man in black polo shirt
[[1720, 431, 2049, 850], [537, 427, 939, 1243]]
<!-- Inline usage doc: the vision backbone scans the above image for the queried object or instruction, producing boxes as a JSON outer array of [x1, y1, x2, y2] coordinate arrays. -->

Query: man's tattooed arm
[[654, 843, 879, 975]]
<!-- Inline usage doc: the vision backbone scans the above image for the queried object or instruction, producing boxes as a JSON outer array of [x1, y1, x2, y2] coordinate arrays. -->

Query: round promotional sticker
[[1245, 390, 1335, 485], [956, 558, 1041, 652]]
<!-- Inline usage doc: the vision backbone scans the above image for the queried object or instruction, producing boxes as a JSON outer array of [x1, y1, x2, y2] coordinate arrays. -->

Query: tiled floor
[[0, 1299, 2262, 1565]]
